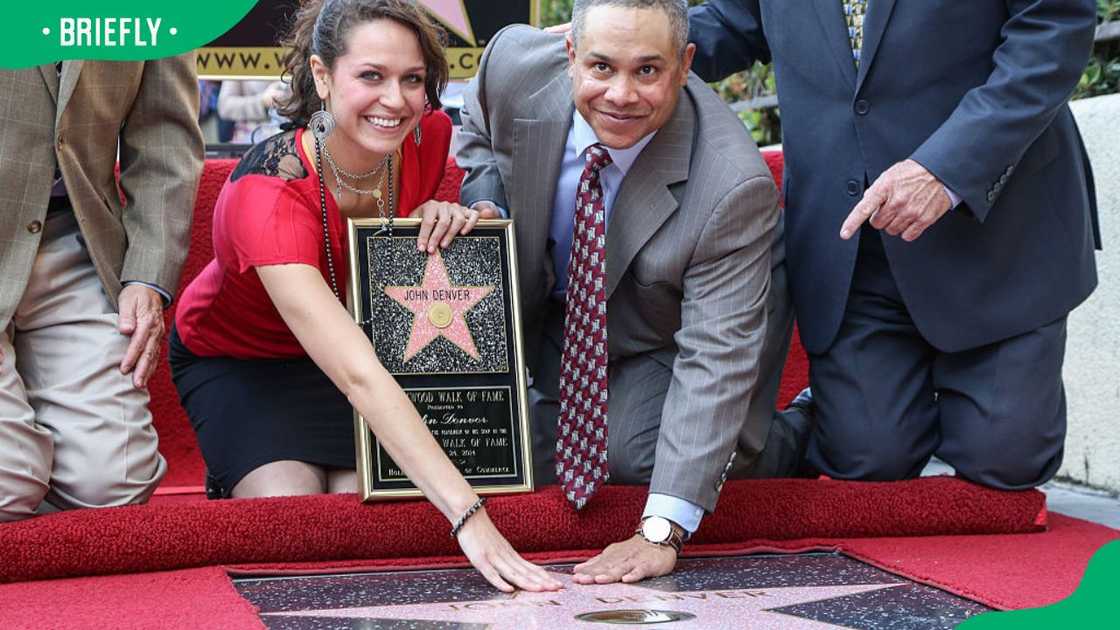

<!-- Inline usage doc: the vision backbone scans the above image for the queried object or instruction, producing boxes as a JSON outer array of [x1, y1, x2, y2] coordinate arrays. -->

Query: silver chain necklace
[[322, 142, 385, 179], [313, 137, 396, 303], [323, 144, 390, 201]]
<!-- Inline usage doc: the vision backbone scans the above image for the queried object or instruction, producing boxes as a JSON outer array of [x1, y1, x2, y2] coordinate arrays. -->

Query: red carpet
[[0, 515, 1113, 630], [0, 567, 261, 630], [146, 158, 236, 489], [0, 478, 1045, 584], [4, 151, 1113, 626], [838, 514, 1120, 611]]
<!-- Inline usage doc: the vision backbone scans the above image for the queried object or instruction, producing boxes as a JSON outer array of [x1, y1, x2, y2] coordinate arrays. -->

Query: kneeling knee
[[954, 458, 1059, 491], [231, 460, 326, 498], [828, 447, 925, 482], [53, 457, 165, 509], [0, 478, 50, 523], [608, 451, 653, 485], [947, 436, 1064, 490]]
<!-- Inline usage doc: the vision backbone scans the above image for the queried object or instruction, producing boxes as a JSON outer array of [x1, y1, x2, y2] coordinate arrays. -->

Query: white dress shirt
[[547, 111, 655, 299]]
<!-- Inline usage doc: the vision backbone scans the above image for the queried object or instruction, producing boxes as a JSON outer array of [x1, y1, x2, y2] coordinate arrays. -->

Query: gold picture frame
[[347, 218, 534, 501]]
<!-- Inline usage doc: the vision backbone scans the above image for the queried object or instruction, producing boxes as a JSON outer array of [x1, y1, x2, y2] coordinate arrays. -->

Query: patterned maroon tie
[[557, 144, 612, 510]]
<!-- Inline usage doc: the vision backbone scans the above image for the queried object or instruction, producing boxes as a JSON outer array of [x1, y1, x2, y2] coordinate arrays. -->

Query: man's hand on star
[[572, 535, 677, 585], [840, 159, 953, 243]]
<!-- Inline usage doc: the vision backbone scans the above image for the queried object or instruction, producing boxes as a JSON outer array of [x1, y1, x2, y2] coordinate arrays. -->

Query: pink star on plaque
[[384, 250, 494, 362]]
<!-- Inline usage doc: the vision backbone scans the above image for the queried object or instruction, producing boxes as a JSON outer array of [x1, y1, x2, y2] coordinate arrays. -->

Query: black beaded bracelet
[[450, 497, 487, 538]]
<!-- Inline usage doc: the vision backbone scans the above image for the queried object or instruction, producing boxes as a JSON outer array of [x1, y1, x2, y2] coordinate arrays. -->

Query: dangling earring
[[413, 123, 422, 146], [309, 101, 335, 143]]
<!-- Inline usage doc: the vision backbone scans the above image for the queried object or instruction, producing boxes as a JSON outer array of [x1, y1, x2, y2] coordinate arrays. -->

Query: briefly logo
[[47, 18, 174, 48], [0, 2, 258, 70]]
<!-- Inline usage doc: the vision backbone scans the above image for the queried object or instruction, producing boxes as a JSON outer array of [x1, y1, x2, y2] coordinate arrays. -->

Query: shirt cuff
[[943, 185, 962, 209], [122, 281, 173, 308], [643, 493, 704, 534], [471, 200, 508, 219]]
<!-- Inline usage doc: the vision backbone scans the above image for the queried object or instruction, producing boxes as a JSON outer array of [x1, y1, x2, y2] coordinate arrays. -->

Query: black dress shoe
[[787, 387, 814, 416], [784, 388, 818, 478], [744, 389, 816, 478], [204, 470, 227, 500]]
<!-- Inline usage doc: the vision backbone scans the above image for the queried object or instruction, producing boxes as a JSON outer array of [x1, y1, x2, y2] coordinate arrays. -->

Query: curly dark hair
[[276, 0, 450, 128]]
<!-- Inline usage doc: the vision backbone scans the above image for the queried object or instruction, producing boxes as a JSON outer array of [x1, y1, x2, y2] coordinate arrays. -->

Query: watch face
[[642, 517, 672, 543]]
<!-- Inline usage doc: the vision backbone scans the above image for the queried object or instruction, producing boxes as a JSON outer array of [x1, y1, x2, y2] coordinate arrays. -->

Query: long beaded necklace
[[313, 136, 396, 302]]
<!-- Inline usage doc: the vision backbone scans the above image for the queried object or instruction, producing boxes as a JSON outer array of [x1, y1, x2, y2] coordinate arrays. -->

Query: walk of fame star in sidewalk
[[237, 553, 991, 629]]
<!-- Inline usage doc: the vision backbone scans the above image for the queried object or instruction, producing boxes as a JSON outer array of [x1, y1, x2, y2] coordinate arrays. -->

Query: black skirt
[[168, 327, 356, 497]]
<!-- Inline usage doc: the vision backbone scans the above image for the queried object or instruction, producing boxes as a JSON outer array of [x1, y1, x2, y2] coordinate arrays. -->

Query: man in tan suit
[[456, 0, 806, 582], [0, 56, 204, 521]]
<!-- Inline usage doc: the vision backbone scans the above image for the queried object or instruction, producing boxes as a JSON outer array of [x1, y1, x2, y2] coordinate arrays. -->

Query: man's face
[[567, 6, 695, 150]]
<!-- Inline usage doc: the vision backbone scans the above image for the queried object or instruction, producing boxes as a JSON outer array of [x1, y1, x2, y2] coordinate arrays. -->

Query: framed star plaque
[[347, 218, 534, 501]]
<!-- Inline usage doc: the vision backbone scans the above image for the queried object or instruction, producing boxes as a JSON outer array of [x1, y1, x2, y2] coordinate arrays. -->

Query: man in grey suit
[[457, 0, 800, 582], [0, 57, 204, 521]]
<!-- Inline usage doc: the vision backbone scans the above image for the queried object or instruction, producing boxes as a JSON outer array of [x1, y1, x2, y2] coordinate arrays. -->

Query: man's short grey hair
[[570, 0, 689, 56]]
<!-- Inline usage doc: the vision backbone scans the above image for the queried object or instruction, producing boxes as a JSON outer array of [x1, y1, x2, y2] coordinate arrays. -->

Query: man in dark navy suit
[[688, 0, 1100, 489]]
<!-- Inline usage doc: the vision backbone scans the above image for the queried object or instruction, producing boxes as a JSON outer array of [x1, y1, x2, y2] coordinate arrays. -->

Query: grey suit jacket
[[0, 56, 204, 330], [456, 26, 779, 511]]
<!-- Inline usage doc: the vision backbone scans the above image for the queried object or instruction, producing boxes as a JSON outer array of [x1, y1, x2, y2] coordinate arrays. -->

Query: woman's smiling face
[[313, 18, 428, 166]]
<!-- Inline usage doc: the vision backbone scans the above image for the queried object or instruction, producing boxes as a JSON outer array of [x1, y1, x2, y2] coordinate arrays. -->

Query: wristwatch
[[636, 516, 687, 554]]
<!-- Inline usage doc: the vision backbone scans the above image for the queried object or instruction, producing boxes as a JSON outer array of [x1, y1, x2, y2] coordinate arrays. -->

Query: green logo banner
[[0, 0, 258, 69]]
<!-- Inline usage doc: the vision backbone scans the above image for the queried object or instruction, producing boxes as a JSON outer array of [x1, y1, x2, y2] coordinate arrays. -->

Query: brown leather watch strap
[[635, 518, 686, 554]]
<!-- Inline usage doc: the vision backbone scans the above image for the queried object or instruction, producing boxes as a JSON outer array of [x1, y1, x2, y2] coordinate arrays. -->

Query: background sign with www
[[197, 0, 540, 80]]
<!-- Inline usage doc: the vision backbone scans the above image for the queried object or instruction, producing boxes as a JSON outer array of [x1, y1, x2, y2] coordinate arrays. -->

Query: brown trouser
[[0, 212, 165, 522]]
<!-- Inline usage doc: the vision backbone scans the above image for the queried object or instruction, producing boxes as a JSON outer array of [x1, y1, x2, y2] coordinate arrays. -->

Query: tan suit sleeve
[[117, 52, 205, 295]]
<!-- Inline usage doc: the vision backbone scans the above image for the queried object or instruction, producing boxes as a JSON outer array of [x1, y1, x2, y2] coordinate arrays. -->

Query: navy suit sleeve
[[688, 0, 770, 82], [909, 0, 1096, 222]]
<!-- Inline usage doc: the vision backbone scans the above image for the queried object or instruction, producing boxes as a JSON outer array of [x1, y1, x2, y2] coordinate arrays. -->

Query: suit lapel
[[56, 61, 84, 124], [39, 64, 59, 103], [512, 72, 574, 284], [855, 0, 898, 93], [812, 0, 858, 88], [605, 91, 693, 299]]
